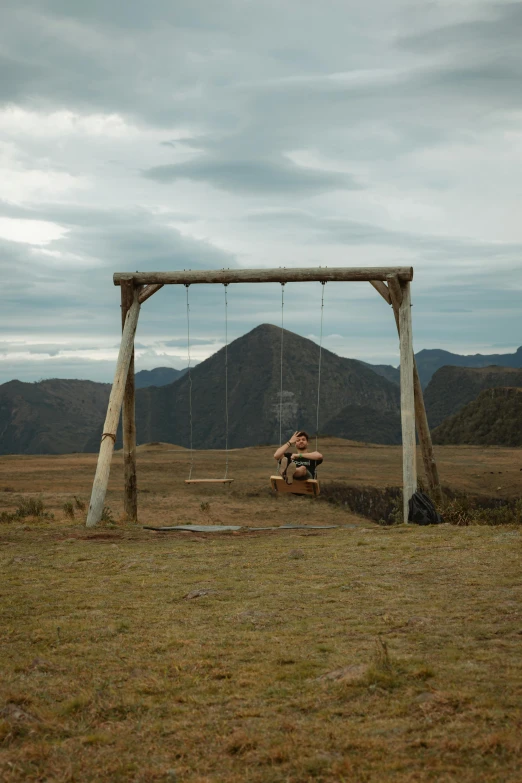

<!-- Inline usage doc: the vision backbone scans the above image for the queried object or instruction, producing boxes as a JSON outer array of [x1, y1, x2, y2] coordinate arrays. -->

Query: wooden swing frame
[[85, 267, 440, 527]]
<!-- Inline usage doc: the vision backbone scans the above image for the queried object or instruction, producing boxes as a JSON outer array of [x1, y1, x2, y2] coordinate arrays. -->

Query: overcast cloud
[[1, 0, 521, 384]]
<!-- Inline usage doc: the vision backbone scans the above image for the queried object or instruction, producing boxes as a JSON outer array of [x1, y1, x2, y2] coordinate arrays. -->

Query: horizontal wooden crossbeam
[[114, 267, 413, 287]]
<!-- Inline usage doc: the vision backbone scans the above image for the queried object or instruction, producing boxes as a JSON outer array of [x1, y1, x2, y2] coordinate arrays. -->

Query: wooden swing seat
[[185, 479, 234, 484], [270, 475, 320, 496]]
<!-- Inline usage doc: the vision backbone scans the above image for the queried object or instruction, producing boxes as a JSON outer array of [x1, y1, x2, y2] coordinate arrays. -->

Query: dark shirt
[[284, 452, 323, 479]]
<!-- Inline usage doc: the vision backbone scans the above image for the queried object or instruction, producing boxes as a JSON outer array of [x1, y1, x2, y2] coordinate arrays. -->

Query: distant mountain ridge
[[363, 346, 522, 388], [135, 366, 187, 388], [2, 328, 521, 455], [414, 346, 522, 387], [1, 325, 401, 454], [424, 366, 522, 428], [432, 387, 522, 447]]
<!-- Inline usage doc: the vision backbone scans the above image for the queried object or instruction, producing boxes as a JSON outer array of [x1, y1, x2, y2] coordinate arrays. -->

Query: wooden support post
[[121, 281, 138, 521], [86, 298, 141, 527], [398, 281, 417, 522], [387, 275, 403, 309], [375, 281, 442, 504]]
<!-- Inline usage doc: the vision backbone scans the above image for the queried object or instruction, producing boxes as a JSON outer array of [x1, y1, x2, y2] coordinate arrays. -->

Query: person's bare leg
[[287, 464, 308, 484], [286, 460, 297, 483], [278, 456, 289, 478]]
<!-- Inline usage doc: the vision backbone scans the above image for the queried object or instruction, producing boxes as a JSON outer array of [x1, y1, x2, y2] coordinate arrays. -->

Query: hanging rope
[[223, 284, 229, 479], [279, 283, 285, 446], [185, 284, 194, 480], [315, 282, 326, 452]]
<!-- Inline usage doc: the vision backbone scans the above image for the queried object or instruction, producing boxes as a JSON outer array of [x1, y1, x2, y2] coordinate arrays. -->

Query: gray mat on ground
[[143, 524, 340, 532], [250, 525, 339, 531], [143, 525, 243, 532]]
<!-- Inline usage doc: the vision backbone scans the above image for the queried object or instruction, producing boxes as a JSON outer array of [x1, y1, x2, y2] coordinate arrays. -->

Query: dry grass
[[1, 439, 521, 781]]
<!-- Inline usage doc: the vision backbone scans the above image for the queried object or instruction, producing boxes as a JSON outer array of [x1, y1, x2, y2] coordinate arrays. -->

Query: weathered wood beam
[[386, 274, 403, 308], [121, 281, 138, 521], [369, 279, 391, 304], [139, 283, 164, 304], [86, 298, 141, 528], [114, 267, 414, 287], [385, 278, 442, 503], [398, 281, 417, 523], [387, 277, 402, 332]]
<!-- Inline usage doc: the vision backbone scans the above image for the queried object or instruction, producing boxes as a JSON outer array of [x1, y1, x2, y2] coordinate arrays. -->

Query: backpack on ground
[[408, 491, 444, 525]]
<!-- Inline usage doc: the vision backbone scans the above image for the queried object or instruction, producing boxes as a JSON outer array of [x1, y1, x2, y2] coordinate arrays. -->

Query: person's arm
[[299, 450, 323, 461], [274, 431, 298, 460]]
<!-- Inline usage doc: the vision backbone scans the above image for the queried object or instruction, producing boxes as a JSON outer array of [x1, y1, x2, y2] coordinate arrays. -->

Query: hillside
[[94, 323, 401, 451], [322, 404, 402, 445], [432, 387, 522, 446], [0, 379, 110, 455], [358, 362, 400, 386], [424, 366, 522, 428], [415, 346, 522, 388], [135, 366, 187, 388]]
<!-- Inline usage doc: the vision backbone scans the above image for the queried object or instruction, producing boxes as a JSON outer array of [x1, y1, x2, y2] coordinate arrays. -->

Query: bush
[[18, 497, 45, 517], [74, 496, 86, 511], [442, 495, 522, 526], [101, 506, 114, 523], [63, 501, 75, 519], [0, 496, 54, 523]]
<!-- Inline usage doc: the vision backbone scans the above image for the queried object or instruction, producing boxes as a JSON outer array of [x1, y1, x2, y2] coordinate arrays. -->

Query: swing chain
[[185, 284, 194, 481], [279, 283, 285, 447], [223, 284, 229, 479], [184, 283, 231, 483], [315, 281, 326, 453]]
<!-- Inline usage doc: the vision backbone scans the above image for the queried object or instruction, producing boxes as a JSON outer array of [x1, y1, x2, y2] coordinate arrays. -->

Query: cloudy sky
[[1, 0, 521, 384]]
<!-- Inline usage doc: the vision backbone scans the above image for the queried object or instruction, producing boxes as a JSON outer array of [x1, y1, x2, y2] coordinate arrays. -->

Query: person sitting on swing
[[274, 430, 323, 484]]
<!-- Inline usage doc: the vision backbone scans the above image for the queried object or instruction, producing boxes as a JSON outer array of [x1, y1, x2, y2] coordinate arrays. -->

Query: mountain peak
[[128, 322, 401, 451], [245, 323, 281, 337]]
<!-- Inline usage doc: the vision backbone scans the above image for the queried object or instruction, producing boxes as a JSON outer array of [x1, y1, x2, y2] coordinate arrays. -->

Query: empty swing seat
[[270, 475, 320, 496], [185, 479, 234, 484]]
